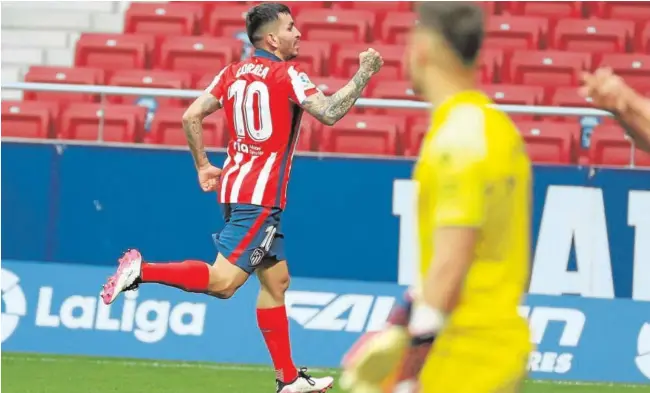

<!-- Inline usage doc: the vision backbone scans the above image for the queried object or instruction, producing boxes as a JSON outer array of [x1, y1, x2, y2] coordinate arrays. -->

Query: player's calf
[[100, 250, 248, 305]]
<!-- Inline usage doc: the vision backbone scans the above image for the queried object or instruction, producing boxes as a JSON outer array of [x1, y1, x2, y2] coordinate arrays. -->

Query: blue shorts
[[212, 203, 286, 274]]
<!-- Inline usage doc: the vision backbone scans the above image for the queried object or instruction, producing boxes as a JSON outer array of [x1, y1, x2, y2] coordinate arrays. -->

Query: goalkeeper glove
[[341, 289, 447, 393]]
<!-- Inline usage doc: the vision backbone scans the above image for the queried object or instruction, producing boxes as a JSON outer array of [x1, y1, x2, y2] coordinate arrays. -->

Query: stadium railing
[[4, 81, 641, 166]]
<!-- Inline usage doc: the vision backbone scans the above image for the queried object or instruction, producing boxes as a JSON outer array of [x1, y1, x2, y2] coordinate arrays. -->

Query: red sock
[[257, 306, 298, 383], [141, 261, 210, 292]]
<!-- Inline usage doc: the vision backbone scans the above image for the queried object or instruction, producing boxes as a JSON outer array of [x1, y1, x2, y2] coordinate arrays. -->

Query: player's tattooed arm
[[302, 70, 373, 126], [302, 48, 383, 126], [182, 93, 222, 168]]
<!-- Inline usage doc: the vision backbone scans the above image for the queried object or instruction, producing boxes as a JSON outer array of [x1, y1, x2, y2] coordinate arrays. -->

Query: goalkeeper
[[342, 2, 533, 392]]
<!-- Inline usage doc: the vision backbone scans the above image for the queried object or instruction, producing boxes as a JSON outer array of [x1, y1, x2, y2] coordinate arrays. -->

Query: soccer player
[[99, 3, 383, 393], [579, 67, 650, 153], [342, 2, 533, 392]]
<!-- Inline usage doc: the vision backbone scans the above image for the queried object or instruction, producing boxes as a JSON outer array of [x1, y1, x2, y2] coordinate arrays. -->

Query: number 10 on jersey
[[228, 80, 273, 142]]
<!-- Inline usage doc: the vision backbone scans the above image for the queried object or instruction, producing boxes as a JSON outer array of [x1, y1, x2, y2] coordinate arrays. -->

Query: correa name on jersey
[[236, 63, 270, 79]]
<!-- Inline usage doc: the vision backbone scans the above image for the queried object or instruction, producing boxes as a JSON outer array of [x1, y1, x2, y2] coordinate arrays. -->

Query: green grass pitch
[[2, 353, 649, 393]]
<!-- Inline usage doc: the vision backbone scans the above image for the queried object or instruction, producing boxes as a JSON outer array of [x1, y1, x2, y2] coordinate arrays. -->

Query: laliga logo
[[1, 269, 27, 342], [636, 323, 650, 379]]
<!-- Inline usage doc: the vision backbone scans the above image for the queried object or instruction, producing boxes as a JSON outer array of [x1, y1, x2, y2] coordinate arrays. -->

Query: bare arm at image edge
[[614, 92, 650, 153], [580, 68, 650, 153]]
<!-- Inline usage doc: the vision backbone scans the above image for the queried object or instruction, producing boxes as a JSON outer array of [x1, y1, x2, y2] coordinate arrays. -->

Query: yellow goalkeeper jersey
[[413, 90, 532, 331]]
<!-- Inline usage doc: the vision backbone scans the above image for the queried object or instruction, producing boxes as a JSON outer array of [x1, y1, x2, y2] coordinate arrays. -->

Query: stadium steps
[[0, 1, 130, 99]]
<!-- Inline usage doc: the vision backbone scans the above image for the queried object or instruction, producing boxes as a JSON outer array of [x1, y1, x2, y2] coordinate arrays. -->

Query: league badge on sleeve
[[298, 72, 316, 90]]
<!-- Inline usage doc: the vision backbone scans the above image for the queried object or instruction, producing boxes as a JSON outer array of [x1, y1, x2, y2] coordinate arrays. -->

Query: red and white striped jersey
[[206, 50, 320, 209]]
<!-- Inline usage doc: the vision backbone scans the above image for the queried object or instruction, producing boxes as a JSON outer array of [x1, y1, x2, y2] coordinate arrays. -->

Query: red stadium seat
[[552, 19, 634, 53], [195, 73, 218, 90], [379, 12, 416, 45], [295, 115, 318, 152], [503, 1, 583, 21], [333, 1, 411, 12], [1, 101, 56, 139], [319, 115, 403, 156], [642, 23, 650, 53], [283, 1, 328, 14], [168, 1, 206, 18], [298, 9, 375, 43], [589, 125, 650, 167], [481, 84, 544, 122], [74, 33, 154, 75], [404, 116, 430, 157], [333, 1, 412, 13], [332, 43, 405, 81], [477, 48, 504, 83], [311, 76, 351, 95], [311, 76, 368, 113], [509, 50, 590, 86], [482, 84, 544, 105], [108, 70, 192, 107], [149, 107, 227, 147], [515, 121, 579, 164], [484, 15, 548, 50], [548, 86, 595, 107], [125, 3, 198, 36], [597, 53, 650, 91], [590, 2, 650, 23], [59, 103, 147, 143], [208, 5, 251, 38], [291, 42, 331, 77], [369, 80, 425, 118], [23, 66, 104, 104], [158, 36, 241, 82]]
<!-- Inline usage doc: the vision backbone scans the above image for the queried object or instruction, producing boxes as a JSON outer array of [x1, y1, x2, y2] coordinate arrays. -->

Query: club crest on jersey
[[250, 248, 265, 266]]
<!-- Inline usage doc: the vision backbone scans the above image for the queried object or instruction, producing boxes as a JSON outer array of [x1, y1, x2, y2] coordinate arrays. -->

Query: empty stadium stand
[[2, 1, 650, 167]]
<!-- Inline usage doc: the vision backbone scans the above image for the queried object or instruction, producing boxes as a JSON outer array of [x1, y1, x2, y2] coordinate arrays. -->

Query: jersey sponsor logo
[[393, 182, 650, 300], [285, 291, 395, 333], [1, 269, 27, 343], [1, 269, 207, 344], [635, 323, 650, 379], [519, 306, 586, 374], [233, 140, 263, 155]]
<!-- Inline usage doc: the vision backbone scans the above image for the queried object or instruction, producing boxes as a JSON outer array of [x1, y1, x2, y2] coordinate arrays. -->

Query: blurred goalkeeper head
[[406, 1, 484, 100]]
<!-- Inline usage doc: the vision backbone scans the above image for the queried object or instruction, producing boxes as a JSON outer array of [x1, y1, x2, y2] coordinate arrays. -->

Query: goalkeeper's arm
[[389, 228, 477, 390]]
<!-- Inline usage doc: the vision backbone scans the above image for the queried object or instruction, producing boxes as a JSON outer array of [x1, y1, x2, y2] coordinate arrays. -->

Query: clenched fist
[[359, 48, 384, 75], [197, 163, 222, 192]]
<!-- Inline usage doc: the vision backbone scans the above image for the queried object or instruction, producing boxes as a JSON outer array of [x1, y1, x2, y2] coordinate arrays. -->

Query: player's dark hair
[[416, 1, 484, 67], [245, 2, 292, 47]]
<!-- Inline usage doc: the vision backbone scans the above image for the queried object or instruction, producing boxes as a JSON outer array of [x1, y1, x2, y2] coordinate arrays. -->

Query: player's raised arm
[[301, 49, 383, 126]]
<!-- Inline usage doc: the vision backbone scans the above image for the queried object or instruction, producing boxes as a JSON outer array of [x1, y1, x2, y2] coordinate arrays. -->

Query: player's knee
[[263, 273, 290, 301], [207, 277, 242, 299], [206, 262, 247, 299]]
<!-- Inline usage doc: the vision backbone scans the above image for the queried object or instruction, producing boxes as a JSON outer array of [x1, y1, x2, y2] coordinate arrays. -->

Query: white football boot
[[276, 368, 334, 393], [100, 249, 143, 305]]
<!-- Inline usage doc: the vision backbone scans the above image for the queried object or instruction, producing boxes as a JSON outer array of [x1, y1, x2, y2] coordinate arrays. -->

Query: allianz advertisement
[[2, 260, 650, 384]]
